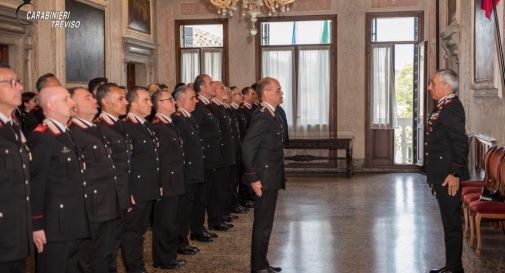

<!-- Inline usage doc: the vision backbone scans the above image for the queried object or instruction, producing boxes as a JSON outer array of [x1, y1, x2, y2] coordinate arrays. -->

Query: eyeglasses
[[159, 97, 174, 102], [0, 79, 22, 88]]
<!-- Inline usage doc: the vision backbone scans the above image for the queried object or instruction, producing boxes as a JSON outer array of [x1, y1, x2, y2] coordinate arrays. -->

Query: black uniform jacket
[[242, 105, 286, 190], [151, 114, 186, 197], [209, 99, 235, 165], [94, 112, 131, 211], [28, 120, 90, 242], [69, 117, 119, 223], [0, 119, 33, 262], [122, 113, 161, 203], [426, 95, 470, 183], [192, 99, 225, 169], [172, 110, 204, 184]]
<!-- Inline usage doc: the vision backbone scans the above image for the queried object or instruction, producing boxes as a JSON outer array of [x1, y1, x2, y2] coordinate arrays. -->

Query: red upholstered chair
[[468, 147, 505, 256], [462, 146, 498, 239]]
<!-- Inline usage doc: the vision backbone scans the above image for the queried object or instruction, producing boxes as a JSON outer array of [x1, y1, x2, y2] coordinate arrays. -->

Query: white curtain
[[181, 49, 199, 84], [297, 47, 330, 138], [261, 49, 294, 127], [203, 50, 222, 81], [370, 44, 397, 129]]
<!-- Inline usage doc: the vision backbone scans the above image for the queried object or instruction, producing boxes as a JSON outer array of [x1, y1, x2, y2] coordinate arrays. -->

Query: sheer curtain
[[181, 49, 199, 84], [370, 44, 396, 129], [261, 48, 294, 127], [297, 47, 330, 138], [203, 49, 222, 81]]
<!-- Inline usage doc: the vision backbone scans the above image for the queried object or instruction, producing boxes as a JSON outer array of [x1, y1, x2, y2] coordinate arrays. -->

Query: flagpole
[[492, 0, 505, 88]]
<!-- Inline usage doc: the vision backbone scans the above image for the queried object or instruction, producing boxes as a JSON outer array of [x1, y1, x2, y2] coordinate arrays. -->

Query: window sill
[[472, 82, 500, 98]]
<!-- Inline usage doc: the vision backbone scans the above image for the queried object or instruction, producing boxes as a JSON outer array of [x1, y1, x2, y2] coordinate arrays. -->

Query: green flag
[[320, 20, 329, 44]]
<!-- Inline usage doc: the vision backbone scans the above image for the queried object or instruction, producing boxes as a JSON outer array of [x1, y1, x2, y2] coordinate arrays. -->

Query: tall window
[[176, 20, 228, 84], [258, 18, 336, 139]]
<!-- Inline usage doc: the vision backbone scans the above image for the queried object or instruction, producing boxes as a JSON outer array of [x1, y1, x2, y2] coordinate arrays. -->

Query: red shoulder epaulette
[[33, 124, 48, 133]]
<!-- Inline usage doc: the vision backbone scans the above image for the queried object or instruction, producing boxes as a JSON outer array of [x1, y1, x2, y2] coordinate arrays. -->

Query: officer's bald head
[[39, 86, 75, 122]]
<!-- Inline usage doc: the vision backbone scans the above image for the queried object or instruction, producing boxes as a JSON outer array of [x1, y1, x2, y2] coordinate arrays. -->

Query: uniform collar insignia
[[61, 146, 71, 153], [43, 119, 63, 135]]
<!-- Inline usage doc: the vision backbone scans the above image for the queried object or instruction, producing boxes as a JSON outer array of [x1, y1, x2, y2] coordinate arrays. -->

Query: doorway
[[365, 12, 425, 168], [0, 45, 9, 64]]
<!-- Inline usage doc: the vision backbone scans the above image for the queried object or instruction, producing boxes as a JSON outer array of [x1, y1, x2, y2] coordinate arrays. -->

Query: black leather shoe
[[188, 245, 200, 252], [202, 230, 218, 238], [231, 206, 248, 214], [244, 200, 255, 208], [230, 213, 240, 218], [269, 265, 281, 272], [209, 223, 229, 231], [190, 233, 213, 242], [153, 259, 186, 269], [430, 267, 446, 273], [225, 222, 234, 228], [177, 247, 197, 255], [223, 215, 233, 222]]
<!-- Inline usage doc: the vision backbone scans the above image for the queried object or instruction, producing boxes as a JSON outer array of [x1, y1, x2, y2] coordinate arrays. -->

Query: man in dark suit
[[242, 77, 285, 273], [94, 83, 132, 273], [68, 87, 119, 273], [122, 87, 161, 273], [209, 81, 237, 227], [193, 74, 228, 236], [426, 69, 469, 273], [23, 73, 62, 135], [0, 64, 33, 273], [28, 86, 91, 273], [150, 90, 187, 269], [239, 86, 258, 209], [172, 85, 204, 255]]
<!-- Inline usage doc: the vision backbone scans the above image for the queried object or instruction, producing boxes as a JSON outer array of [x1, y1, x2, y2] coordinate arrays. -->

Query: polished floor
[[115, 174, 505, 273]]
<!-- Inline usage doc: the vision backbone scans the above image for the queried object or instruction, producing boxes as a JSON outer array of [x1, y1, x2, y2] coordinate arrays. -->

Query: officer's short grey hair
[[437, 69, 458, 91]]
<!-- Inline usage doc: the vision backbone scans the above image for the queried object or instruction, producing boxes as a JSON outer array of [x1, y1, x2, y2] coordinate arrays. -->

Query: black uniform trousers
[[433, 181, 463, 272], [251, 189, 278, 272], [36, 239, 88, 273], [107, 211, 128, 273], [152, 195, 179, 265], [205, 167, 226, 227], [0, 259, 26, 273], [177, 183, 196, 248], [79, 219, 117, 273], [190, 182, 208, 235], [229, 163, 242, 211], [121, 201, 153, 273]]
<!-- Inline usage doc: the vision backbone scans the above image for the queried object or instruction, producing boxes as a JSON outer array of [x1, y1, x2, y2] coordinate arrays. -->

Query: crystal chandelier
[[210, 0, 295, 36]]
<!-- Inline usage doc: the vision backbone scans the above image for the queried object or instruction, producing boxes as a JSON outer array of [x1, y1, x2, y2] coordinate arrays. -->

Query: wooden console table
[[284, 136, 354, 177]]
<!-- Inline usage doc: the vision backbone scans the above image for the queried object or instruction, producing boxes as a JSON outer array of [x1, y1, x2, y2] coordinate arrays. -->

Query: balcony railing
[[394, 117, 413, 164]]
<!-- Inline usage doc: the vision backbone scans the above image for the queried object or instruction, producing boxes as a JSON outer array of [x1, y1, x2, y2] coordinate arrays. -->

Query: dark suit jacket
[[69, 118, 119, 223], [122, 115, 161, 203], [172, 112, 204, 184], [242, 105, 285, 190], [0, 119, 33, 262], [192, 101, 225, 169], [94, 114, 131, 211], [276, 106, 289, 146], [208, 101, 235, 166], [426, 95, 470, 183], [151, 115, 186, 196], [28, 121, 90, 242]]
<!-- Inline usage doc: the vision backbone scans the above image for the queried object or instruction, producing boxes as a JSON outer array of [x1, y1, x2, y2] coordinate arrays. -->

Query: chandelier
[[210, 0, 295, 36]]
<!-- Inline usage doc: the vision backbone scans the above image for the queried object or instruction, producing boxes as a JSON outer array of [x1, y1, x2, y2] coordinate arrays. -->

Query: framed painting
[[128, 0, 151, 34], [65, 0, 105, 82]]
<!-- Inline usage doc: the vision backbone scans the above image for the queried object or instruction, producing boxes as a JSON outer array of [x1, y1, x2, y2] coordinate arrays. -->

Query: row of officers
[[0, 63, 289, 273]]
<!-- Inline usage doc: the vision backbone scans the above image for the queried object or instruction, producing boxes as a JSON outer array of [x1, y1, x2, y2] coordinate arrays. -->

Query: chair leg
[[469, 213, 475, 247], [476, 213, 482, 257], [463, 205, 469, 239]]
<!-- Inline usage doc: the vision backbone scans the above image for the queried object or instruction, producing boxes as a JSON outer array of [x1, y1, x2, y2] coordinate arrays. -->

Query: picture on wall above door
[[128, 0, 151, 34]]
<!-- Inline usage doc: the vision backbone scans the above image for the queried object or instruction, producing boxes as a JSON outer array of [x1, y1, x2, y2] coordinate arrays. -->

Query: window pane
[[297, 48, 330, 132], [181, 24, 223, 48], [372, 17, 416, 42], [181, 50, 199, 84], [203, 50, 222, 81], [261, 20, 331, 46], [261, 49, 293, 127]]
